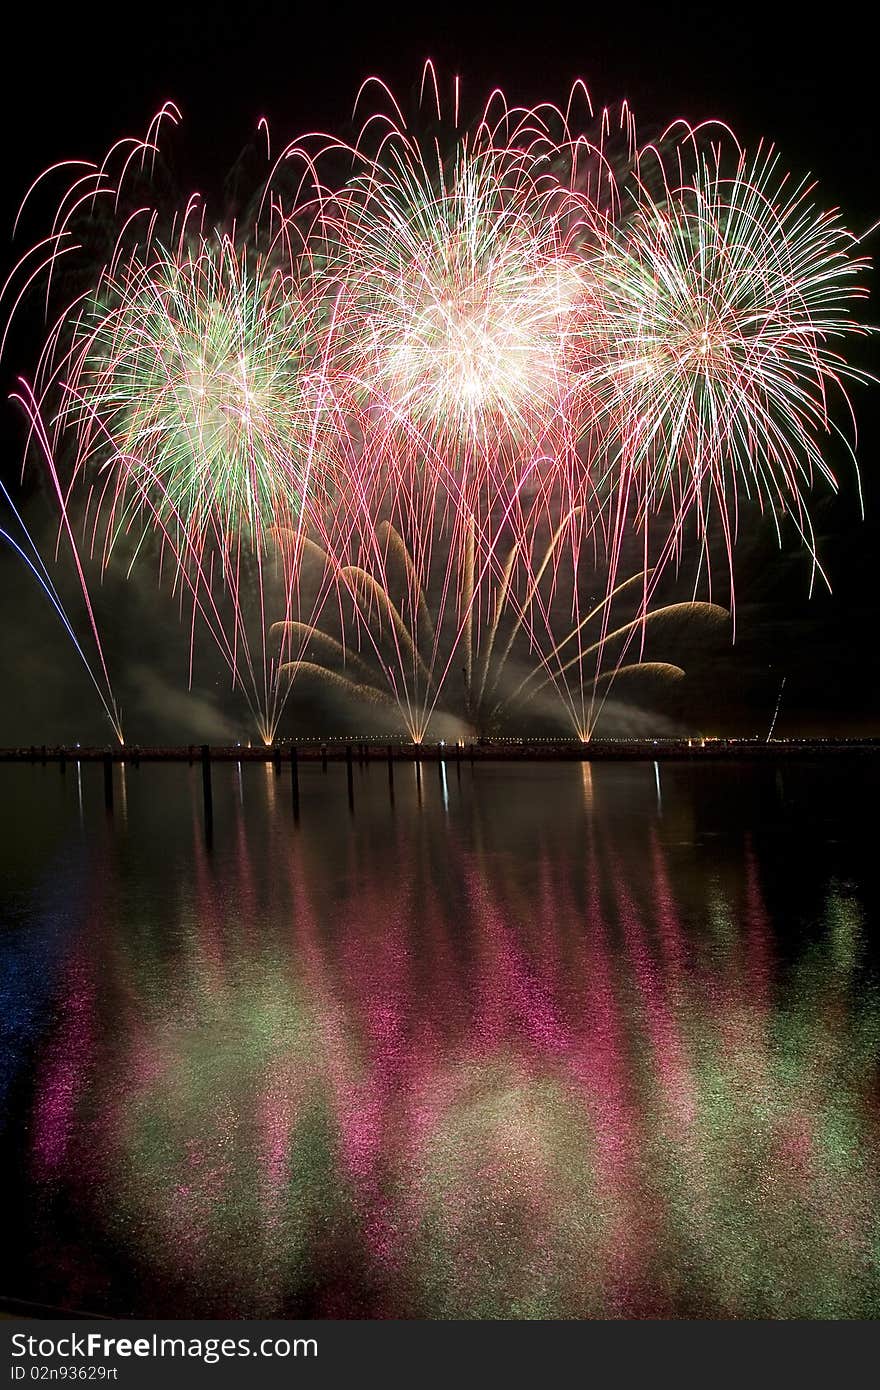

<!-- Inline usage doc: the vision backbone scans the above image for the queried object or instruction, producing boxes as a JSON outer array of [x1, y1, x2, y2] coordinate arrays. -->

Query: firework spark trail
[[281, 468, 593, 741], [0, 489, 122, 741], [279, 501, 723, 741], [9, 381, 124, 742]]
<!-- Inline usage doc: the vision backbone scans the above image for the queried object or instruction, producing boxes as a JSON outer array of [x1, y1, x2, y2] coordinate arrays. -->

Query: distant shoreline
[[1, 739, 877, 764]]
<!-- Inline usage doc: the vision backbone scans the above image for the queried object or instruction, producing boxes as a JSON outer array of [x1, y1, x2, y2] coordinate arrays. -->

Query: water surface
[[1, 757, 878, 1317]]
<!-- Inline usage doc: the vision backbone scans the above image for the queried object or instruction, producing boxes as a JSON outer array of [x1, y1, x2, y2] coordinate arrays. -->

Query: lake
[[1, 756, 878, 1318]]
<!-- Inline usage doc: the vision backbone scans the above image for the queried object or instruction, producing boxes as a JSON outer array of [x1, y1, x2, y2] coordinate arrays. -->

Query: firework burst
[[274, 68, 626, 511], [332, 146, 591, 473], [586, 136, 872, 598], [57, 231, 334, 557]]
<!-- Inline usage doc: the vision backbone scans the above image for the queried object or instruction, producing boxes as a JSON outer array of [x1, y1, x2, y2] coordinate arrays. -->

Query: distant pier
[[1, 737, 877, 765]]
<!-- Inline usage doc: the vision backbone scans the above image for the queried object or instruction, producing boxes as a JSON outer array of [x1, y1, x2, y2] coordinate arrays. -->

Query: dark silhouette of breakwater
[[1, 737, 878, 765]]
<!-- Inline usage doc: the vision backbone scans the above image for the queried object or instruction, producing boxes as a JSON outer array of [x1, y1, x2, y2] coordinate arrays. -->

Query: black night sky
[[0, 0, 877, 742]]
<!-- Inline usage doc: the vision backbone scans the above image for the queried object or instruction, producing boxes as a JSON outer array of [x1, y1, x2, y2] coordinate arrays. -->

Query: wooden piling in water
[[201, 744, 213, 836], [290, 746, 300, 822]]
